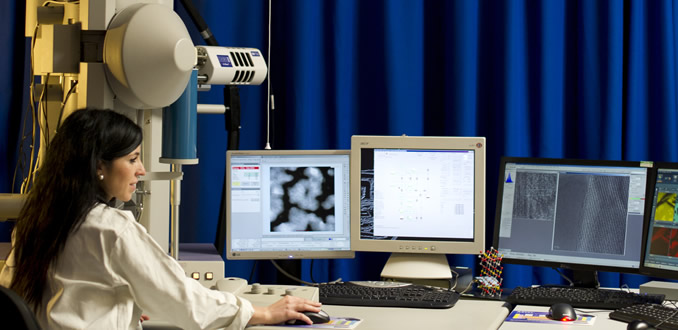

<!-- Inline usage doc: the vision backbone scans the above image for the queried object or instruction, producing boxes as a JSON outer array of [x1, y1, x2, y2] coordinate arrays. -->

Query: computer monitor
[[640, 163, 678, 279], [493, 157, 651, 287], [226, 150, 354, 260], [350, 135, 486, 281]]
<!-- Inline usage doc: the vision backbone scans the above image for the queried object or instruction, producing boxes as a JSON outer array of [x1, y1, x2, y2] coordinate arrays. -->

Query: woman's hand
[[247, 295, 322, 325]]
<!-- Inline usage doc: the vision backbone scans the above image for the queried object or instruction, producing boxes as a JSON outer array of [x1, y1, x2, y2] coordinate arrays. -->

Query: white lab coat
[[0, 203, 254, 330]]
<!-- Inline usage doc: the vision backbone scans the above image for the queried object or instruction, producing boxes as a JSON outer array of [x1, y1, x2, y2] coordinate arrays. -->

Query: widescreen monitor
[[226, 150, 354, 260], [350, 135, 486, 281], [641, 163, 678, 279], [493, 157, 651, 287]]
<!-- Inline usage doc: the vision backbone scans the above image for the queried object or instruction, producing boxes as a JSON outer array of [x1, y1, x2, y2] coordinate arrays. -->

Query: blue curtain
[[2, 0, 678, 290]]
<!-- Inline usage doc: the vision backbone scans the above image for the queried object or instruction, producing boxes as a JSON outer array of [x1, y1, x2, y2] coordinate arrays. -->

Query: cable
[[264, 0, 273, 150], [56, 80, 78, 130], [459, 277, 475, 295], [270, 260, 317, 286], [38, 73, 51, 144], [269, 260, 342, 287], [178, 0, 218, 46], [655, 307, 678, 329], [620, 283, 631, 293], [248, 260, 258, 284], [22, 24, 40, 194], [449, 269, 459, 292], [553, 268, 575, 286], [43, 0, 80, 5]]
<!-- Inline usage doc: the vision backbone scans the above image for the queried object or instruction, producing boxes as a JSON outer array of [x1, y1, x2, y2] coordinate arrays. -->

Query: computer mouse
[[288, 309, 331, 325], [548, 303, 577, 321], [627, 320, 654, 330]]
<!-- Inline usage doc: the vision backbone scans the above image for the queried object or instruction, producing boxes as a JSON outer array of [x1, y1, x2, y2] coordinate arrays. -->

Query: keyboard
[[318, 281, 460, 309], [610, 303, 678, 330], [506, 286, 665, 309]]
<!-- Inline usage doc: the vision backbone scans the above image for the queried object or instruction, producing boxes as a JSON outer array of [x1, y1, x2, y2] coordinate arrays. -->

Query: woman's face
[[99, 145, 146, 202]]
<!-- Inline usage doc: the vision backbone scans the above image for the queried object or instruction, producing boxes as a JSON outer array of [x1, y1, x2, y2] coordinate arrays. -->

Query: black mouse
[[548, 303, 577, 321], [627, 320, 655, 330], [288, 309, 331, 325]]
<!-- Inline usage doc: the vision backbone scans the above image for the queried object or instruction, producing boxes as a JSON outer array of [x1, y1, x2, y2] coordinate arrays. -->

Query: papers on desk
[[505, 310, 596, 326], [272, 317, 362, 329]]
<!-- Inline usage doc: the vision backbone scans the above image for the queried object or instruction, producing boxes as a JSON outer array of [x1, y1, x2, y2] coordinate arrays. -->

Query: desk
[[498, 305, 628, 329], [253, 298, 509, 330], [144, 297, 511, 330]]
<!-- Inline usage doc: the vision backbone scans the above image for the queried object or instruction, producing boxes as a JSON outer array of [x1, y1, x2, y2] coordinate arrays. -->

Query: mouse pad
[[505, 310, 596, 325], [271, 317, 362, 329]]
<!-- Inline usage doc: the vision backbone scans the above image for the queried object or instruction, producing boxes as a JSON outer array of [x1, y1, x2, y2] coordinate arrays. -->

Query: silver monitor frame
[[226, 149, 354, 260], [350, 135, 486, 257]]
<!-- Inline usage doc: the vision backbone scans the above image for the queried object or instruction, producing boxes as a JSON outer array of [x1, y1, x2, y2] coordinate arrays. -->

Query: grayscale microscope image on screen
[[226, 150, 353, 260], [512, 171, 629, 255], [270, 166, 336, 232], [495, 159, 648, 273]]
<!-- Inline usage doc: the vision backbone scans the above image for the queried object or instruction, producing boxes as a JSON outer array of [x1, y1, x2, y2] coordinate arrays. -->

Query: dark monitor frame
[[640, 162, 678, 280], [493, 157, 652, 287]]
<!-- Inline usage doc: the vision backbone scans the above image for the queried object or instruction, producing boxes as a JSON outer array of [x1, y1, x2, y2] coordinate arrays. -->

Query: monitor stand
[[571, 270, 599, 288], [380, 253, 453, 280], [546, 268, 600, 288]]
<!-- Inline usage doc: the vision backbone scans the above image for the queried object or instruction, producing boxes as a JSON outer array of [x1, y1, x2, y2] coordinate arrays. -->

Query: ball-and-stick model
[[477, 247, 504, 297]]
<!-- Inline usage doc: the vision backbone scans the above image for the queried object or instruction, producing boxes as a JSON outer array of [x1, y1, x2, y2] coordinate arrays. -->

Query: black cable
[[248, 260, 258, 284], [178, 0, 218, 46], [224, 86, 241, 150], [215, 86, 241, 254], [309, 259, 316, 284], [56, 80, 78, 131]]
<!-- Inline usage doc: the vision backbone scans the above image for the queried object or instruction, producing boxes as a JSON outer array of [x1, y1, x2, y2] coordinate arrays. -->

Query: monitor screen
[[641, 163, 678, 279], [493, 157, 650, 279], [226, 150, 354, 260], [350, 135, 486, 280]]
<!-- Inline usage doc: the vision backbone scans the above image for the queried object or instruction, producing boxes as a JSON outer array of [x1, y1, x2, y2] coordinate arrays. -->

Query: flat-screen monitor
[[493, 157, 651, 287], [350, 135, 486, 281], [641, 163, 678, 279], [226, 150, 354, 260]]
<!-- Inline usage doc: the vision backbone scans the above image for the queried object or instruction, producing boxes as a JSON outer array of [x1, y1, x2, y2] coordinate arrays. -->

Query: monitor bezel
[[350, 135, 486, 255], [640, 162, 678, 279], [225, 149, 355, 260], [492, 156, 652, 274]]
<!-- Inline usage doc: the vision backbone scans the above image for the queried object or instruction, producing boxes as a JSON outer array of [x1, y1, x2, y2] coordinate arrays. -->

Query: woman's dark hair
[[10, 109, 143, 309]]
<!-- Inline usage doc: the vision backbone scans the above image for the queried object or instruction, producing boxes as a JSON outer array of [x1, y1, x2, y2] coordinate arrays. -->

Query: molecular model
[[477, 247, 504, 297]]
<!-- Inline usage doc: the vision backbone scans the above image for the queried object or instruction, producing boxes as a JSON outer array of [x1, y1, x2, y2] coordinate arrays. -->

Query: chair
[[0, 286, 41, 330]]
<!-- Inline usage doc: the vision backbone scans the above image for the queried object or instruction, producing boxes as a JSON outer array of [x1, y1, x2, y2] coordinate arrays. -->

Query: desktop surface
[[247, 298, 510, 330], [143, 296, 510, 330], [499, 304, 629, 329]]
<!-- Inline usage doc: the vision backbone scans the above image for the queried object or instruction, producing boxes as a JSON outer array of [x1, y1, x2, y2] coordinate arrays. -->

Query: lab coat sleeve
[[108, 214, 254, 330]]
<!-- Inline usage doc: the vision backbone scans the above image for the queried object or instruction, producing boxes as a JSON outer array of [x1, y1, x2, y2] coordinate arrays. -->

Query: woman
[[0, 109, 321, 329]]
